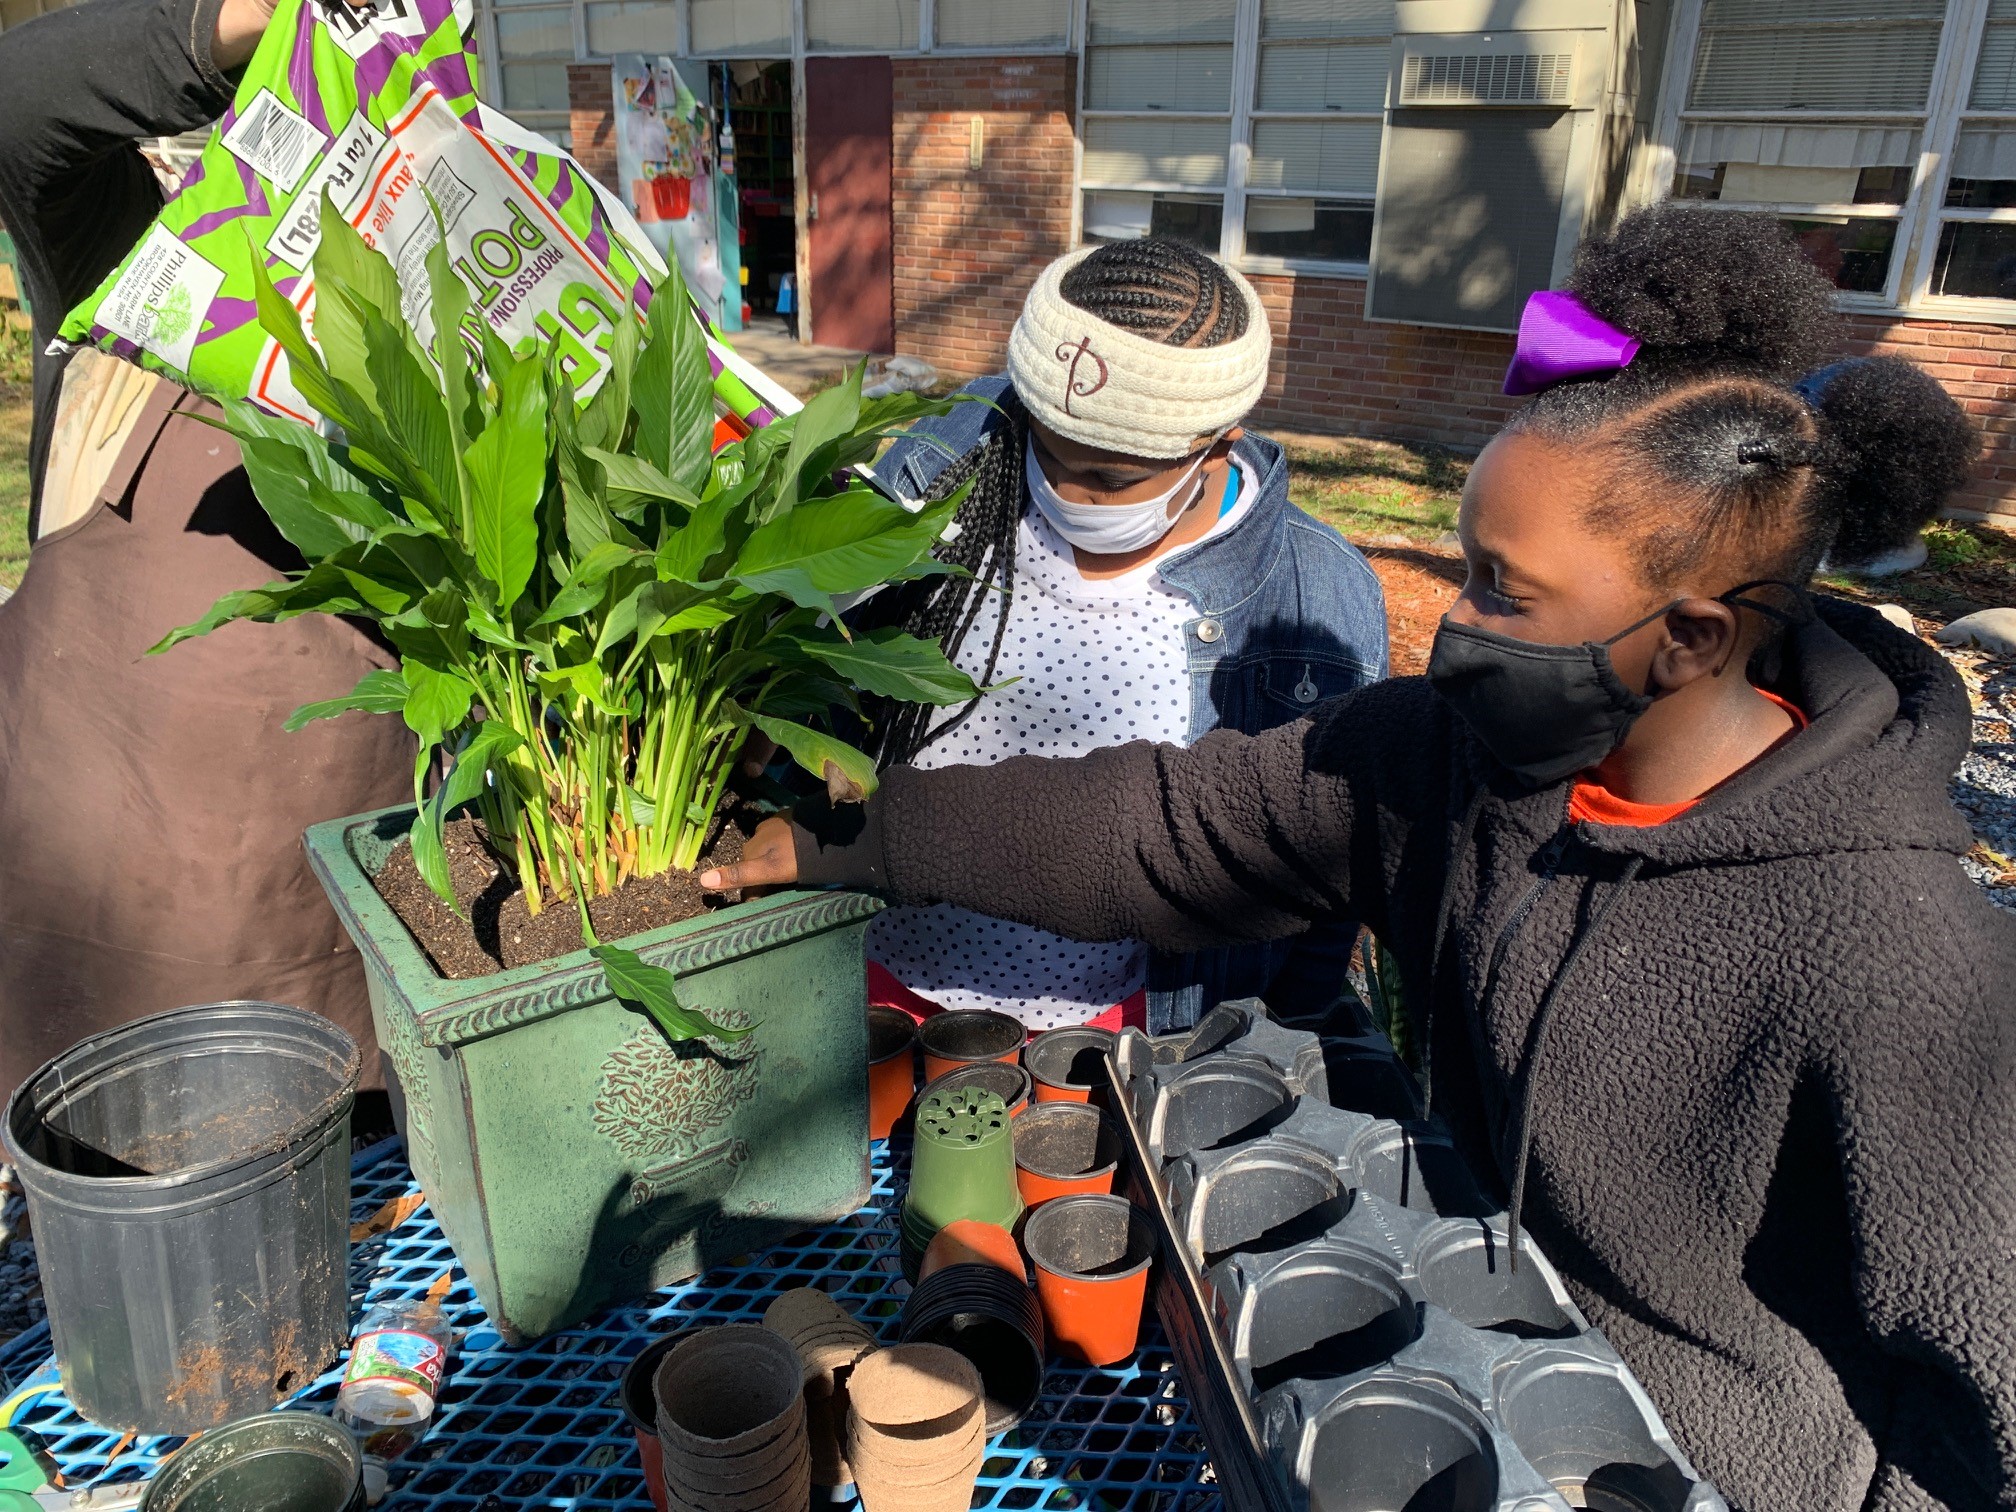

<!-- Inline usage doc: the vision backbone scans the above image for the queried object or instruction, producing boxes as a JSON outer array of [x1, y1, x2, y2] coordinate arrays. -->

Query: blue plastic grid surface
[[0, 1138, 1221, 1510]]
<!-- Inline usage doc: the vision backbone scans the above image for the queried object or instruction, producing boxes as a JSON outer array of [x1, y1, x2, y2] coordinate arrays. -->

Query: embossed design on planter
[[412, 891, 882, 1046], [593, 1017, 763, 1199], [379, 1000, 437, 1180]]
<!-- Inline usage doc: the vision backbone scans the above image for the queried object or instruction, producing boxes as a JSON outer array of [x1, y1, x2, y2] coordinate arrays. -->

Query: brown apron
[[0, 381, 413, 1094]]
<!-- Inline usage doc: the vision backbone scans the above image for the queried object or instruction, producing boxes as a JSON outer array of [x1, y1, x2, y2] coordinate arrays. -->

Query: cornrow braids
[[1059, 237, 1252, 348], [858, 395, 1030, 767]]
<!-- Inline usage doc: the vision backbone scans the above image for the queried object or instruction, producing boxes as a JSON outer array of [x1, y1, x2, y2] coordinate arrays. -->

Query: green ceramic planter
[[303, 805, 879, 1342]]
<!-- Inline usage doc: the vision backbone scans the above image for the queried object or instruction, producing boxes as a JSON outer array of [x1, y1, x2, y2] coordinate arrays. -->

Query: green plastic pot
[[901, 1087, 1022, 1271], [304, 806, 879, 1341]]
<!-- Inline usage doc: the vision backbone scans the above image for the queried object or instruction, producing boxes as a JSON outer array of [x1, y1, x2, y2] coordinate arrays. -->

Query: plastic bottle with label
[[333, 1301, 453, 1465]]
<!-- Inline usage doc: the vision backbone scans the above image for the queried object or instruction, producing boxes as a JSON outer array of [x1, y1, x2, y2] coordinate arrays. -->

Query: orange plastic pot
[[1023, 1196, 1155, 1368], [918, 1219, 1025, 1284], [917, 1010, 1027, 1085], [1023, 1027, 1114, 1105], [866, 1007, 918, 1141], [1012, 1103, 1119, 1208]]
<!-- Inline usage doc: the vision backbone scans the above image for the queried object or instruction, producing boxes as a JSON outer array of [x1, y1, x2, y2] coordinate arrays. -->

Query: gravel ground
[[1, 644, 2012, 1353]]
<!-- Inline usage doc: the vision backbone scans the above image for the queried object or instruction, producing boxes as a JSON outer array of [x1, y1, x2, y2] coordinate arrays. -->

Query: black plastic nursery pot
[[900, 1262, 1046, 1433], [137, 1411, 365, 1512], [3, 1003, 359, 1434]]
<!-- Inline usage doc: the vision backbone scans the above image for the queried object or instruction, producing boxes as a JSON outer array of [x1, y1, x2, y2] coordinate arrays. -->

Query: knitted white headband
[[1006, 247, 1273, 459]]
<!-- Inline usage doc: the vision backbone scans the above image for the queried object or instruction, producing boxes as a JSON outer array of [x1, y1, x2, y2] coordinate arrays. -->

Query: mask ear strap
[[1600, 598, 1686, 648], [1718, 578, 1814, 628]]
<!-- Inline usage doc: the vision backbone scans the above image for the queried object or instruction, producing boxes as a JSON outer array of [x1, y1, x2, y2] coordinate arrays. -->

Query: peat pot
[[304, 806, 880, 1341]]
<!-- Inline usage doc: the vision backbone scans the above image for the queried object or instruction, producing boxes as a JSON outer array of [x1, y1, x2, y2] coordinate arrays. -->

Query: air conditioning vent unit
[[1399, 48, 1577, 107], [1368, 1, 1618, 334]]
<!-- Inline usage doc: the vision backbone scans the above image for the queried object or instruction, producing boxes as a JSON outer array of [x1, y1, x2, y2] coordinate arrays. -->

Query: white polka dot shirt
[[866, 464, 1258, 1030]]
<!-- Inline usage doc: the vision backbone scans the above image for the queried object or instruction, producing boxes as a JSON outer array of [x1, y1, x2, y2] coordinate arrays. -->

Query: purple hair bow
[[1501, 290, 1641, 397]]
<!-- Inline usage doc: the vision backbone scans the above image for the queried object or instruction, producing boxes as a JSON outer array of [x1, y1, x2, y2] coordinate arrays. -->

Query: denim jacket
[[873, 376, 1389, 1032]]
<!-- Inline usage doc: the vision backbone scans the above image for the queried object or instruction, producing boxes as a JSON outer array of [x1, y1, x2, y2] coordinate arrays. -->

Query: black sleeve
[[0, 0, 236, 516], [797, 702, 1381, 955]]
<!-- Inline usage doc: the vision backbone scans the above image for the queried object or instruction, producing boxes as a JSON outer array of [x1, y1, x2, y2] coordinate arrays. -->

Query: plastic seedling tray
[[1107, 1000, 1730, 1512]]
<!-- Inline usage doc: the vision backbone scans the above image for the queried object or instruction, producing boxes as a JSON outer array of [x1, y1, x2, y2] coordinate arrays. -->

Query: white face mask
[[1024, 434, 1215, 556]]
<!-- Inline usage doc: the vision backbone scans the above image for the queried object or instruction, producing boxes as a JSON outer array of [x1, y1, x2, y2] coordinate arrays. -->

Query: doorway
[[722, 61, 796, 329], [802, 55, 894, 354]]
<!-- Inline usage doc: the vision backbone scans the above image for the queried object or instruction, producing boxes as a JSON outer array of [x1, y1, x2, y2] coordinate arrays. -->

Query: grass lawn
[[0, 380, 28, 593]]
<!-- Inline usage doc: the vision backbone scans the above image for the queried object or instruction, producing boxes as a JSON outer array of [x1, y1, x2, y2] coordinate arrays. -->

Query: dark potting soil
[[372, 815, 751, 980]]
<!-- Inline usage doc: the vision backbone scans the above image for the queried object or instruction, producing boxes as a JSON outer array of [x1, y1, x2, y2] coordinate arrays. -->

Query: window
[[493, 0, 576, 112], [585, 0, 676, 54], [934, 0, 1068, 51], [1670, 1, 1949, 300], [689, 0, 790, 54], [1930, 1, 2016, 299], [806, 0, 918, 52], [1079, 0, 1394, 269]]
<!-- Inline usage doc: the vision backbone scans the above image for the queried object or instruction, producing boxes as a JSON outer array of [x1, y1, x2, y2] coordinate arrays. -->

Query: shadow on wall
[[892, 107, 1075, 374]]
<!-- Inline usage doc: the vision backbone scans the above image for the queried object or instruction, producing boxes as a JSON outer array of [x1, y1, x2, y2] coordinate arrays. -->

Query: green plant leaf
[[402, 661, 475, 743], [536, 659, 633, 716], [771, 361, 863, 519], [735, 708, 879, 801], [592, 944, 751, 1042], [534, 541, 645, 625], [579, 312, 637, 453], [655, 490, 736, 584], [631, 265, 714, 491], [465, 357, 547, 609], [775, 627, 988, 706], [247, 233, 356, 429], [219, 399, 401, 552], [437, 720, 525, 812], [282, 668, 410, 731], [424, 212, 480, 468], [311, 201, 405, 417], [731, 489, 957, 612], [408, 795, 455, 908], [363, 309, 460, 527], [584, 446, 701, 511]]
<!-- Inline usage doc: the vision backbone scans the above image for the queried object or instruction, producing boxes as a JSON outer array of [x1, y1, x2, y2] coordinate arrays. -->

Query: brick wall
[[1840, 313, 2016, 523], [889, 55, 1078, 378], [1246, 275, 1520, 453], [568, 63, 618, 191]]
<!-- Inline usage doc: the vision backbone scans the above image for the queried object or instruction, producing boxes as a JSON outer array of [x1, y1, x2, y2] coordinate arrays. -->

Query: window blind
[[1676, 121, 1919, 170], [1971, 0, 2016, 109], [1086, 43, 1234, 112], [690, 0, 789, 54], [935, 0, 1068, 49], [1248, 118, 1381, 194], [806, 0, 917, 51], [1087, 0, 1233, 48], [1261, 0, 1392, 41], [1257, 40, 1389, 111], [1954, 124, 2016, 179], [1688, 2, 1948, 112], [585, 0, 675, 55], [495, 8, 572, 58], [1081, 117, 1229, 187]]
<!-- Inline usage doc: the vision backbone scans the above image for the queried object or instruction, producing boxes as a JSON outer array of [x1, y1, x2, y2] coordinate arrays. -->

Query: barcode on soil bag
[[221, 90, 330, 194]]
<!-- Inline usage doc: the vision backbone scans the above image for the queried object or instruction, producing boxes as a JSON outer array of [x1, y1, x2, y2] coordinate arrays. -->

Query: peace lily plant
[[157, 193, 986, 1039]]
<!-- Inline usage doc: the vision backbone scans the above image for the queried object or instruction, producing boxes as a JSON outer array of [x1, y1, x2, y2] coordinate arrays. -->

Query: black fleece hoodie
[[799, 599, 2016, 1510]]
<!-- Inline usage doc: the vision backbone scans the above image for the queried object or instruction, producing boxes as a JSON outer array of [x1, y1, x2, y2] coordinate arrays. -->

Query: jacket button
[[1195, 618, 1223, 644]]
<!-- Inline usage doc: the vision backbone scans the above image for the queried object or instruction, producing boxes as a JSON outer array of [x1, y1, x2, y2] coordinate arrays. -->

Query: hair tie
[[1792, 358, 1869, 408], [1502, 291, 1641, 397]]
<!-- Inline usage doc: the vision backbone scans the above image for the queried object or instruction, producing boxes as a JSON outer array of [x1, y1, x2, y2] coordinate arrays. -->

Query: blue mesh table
[[0, 1138, 1221, 1510]]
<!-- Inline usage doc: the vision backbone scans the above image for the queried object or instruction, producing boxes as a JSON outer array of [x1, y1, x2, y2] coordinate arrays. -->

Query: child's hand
[[700, 815, 799, 893]]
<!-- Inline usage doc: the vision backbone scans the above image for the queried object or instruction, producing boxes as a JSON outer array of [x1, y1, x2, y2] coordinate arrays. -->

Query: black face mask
[[1426, 581, 1806, 787]]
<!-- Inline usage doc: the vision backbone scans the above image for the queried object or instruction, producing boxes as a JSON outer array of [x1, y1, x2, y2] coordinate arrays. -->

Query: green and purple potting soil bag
[[57, 0, 789, 426]]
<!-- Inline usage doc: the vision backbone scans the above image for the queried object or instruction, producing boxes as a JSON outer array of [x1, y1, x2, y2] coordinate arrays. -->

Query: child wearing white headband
[[855, 237, 1388, 1035]]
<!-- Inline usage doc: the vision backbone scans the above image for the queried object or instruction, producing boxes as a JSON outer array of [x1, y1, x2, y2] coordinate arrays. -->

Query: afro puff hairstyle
[[1508, 205, 1978, 583]]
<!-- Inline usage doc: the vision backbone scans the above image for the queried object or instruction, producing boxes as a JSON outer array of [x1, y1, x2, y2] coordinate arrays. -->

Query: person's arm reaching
[[707, 706, 1378, 956], [0, 0, 280, 509]]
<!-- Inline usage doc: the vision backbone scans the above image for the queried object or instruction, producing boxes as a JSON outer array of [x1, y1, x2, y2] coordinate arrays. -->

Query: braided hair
[[1509, 205, 1978, 587], [867, 238, 1257, 765]]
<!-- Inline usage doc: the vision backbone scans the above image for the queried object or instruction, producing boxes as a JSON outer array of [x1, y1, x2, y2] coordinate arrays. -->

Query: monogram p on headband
[[1005, 248, 1274, 459]]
